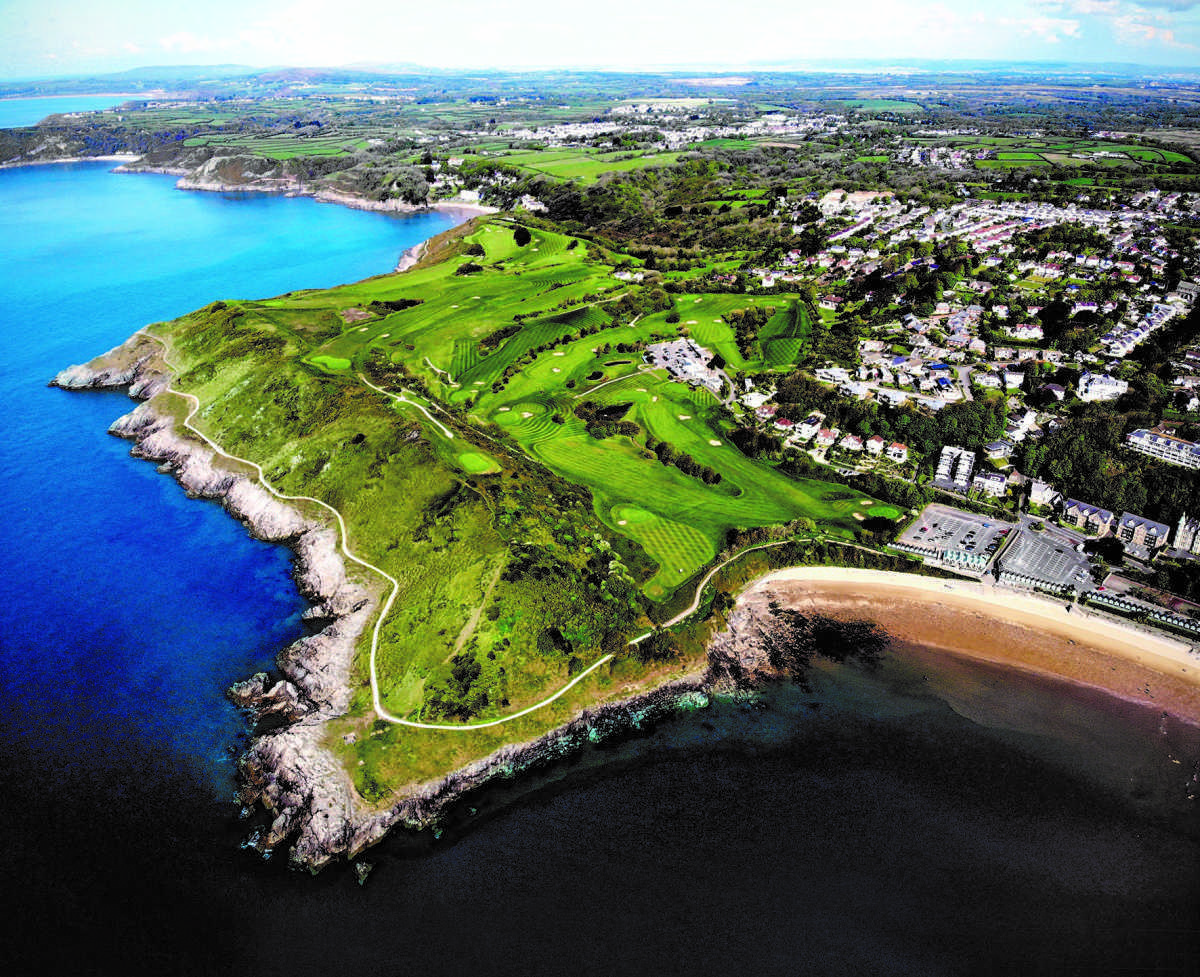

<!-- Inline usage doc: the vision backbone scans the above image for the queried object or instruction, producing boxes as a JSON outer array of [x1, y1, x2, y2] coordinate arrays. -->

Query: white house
[[1078, 372, 1129, 402], [973, 472, 1008, 498]]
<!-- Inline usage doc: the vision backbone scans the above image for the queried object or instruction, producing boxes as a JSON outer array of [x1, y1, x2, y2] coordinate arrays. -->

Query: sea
[[1, 161, 1197, 977], [0, 96, 134, 129]]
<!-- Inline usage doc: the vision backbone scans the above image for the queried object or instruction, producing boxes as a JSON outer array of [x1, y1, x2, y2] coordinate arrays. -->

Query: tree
[[513, 226, 532, 247]]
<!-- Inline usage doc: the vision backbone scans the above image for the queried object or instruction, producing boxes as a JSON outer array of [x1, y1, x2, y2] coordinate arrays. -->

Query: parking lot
[[998, 530, 1094, 592], [898, 503, 1013, 561]]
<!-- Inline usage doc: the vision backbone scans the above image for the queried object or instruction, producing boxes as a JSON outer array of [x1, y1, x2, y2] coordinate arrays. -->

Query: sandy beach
[[750, 567, 1200, 723]]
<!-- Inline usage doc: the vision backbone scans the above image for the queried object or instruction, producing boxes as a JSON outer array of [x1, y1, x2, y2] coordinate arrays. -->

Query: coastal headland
[[48, 202, 1200, 871], [36, 143, 1200, 871]]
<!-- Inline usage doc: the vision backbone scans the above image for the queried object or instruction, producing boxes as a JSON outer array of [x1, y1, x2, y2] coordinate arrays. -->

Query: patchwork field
[[253, 218, 870, 600], [909, 134, 1194, 173]]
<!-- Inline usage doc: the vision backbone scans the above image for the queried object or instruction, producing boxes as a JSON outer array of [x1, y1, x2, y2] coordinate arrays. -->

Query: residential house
[[1029, 479, 1061, 508], [796, 414, 824, 442], [816, 428, 839, 448], [1078, 372, 1129, 402], [973, 472, 1008, 498], [866, 435, 886, 456], [1117, 512, 1170, 550], [886, 442, 909, 463], [1062, 499, 1115, 534]]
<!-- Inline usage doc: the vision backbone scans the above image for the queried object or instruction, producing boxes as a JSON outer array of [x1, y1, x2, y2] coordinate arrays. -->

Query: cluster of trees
[[645, 437, 723, 484], [723, 305, 776, 359], [573, 401, 639, 440], [1017, 404, 1200, 524], [422, 652, 489, 719], [729, 425, 783, 458], [365, 297, 423, 315]]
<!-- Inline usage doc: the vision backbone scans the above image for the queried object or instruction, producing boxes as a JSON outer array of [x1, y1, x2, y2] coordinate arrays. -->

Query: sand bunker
[[709, 439, 722, 446]]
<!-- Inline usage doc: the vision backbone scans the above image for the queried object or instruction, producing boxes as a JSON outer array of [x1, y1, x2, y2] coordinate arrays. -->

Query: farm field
[[843, 98, 925, 114], [909, 133, 1193, 172], [183, 132, 373, 158], [459, 146, 684, 183]]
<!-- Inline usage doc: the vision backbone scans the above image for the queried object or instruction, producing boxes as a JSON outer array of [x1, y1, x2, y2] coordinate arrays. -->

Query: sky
[[2, 0, 1200, 79]]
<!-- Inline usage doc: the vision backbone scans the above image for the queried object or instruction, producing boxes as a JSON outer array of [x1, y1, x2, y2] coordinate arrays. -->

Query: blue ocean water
[[0, 95, 131, 128], [0, 162, 456, 787], [1, 162, 1197, 977]]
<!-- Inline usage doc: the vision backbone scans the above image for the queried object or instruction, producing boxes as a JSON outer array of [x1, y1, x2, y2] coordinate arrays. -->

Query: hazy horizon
[[3, 0, 1200, 81]]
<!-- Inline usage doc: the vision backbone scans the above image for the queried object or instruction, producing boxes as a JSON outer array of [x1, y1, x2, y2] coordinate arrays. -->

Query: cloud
[[1113, 10, 1184, 41], [1058, 0, 1121, 14], [1040, 0, 1198, 48], [1014, 14, 1084, 42]]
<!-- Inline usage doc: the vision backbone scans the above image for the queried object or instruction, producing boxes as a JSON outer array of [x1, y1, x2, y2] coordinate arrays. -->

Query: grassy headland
[[141, 214, 888, 796]]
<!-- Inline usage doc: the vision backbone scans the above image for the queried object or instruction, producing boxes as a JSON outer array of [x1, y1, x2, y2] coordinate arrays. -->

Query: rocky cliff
[[51, 333, 722, 873]]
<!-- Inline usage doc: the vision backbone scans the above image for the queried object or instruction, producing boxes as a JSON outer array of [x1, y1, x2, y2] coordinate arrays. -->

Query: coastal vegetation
[[135, 212, 899, 796], [34, 66, 1200, 838]]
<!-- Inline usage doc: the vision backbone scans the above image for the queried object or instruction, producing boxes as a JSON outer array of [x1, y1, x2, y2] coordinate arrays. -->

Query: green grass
[[309, 354, 351, 370], [843, 99, 924, 114], [458, 451, 500, 474], [137, 212, 893, 798], [611, 505, 715, 597]]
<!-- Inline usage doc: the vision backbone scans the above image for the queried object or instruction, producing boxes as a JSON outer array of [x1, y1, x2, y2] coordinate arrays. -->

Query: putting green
[[458, 451, 500, 475], [309, 354, 351, 371]]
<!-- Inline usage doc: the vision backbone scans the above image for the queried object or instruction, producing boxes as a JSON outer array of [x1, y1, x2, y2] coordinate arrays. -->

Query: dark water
[[2, 163, 1198, 977]]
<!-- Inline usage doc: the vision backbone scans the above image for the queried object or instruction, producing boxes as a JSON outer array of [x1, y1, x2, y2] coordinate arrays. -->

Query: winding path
[[628, 540, 791, 644], [133, 332, 868, 733], [358, 373, 456, 440], [135, 330, 613, 732]]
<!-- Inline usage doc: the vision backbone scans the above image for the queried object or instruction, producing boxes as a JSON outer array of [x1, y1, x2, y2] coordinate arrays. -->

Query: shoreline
[[0, 153, 139, 171], [0, 154, 499, 225], [50, 331, 1200, 866], [50, 332, 712, 871], [49, 331, 1200, 873], [747, 566, 1200, 724], [0, 92, 154, 102]]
